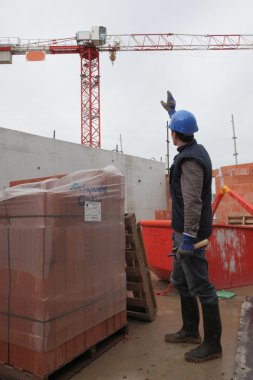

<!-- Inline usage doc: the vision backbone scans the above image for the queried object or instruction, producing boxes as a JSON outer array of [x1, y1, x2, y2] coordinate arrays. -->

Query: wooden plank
[[125, 251, 139, 268], [245, 217, 253, 225], [127, 282, 144, 291], [125, 213, 157, 322], [127, 310, 154, 321], [125, 250, 137, 261], [124, 213, 136, 228], [228, 216, 244, 225], [127, 297, 147, 308], [125, 234, 135, 246], [125, 259, 138, 268], [126, 267, 142, 279], [228, 215, 253, 225], [137, 223, 157, 311]]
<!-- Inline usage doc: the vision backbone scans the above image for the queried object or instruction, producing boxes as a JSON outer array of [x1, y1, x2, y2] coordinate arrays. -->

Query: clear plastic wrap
[[0, 166, 126, 375]]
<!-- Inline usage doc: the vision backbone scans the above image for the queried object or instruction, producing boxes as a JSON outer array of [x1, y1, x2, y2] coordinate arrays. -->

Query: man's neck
[[176, 141, 187, 148]]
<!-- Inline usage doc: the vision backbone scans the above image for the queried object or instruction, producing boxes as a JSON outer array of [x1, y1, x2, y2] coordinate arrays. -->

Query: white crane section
[[1, 33, 253, 55]]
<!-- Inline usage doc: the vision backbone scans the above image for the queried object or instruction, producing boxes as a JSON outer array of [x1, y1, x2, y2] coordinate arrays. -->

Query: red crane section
[[80, 47, 100, 147], [1, 31, 253, 148]]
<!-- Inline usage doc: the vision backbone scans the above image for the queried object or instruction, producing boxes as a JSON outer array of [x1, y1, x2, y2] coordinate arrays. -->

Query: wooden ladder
[[125, 213, 157, 321]]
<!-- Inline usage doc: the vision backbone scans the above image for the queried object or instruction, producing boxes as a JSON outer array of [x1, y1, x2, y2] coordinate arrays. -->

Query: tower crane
[[1, 27, 253, 148]]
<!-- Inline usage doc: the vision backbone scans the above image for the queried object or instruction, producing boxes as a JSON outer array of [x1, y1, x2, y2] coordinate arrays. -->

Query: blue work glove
[[160, 90, 176, 117], [177, 233, 196, 259]]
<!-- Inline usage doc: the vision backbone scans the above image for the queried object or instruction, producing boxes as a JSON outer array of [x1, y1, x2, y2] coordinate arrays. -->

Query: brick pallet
[[0, 322, 127, 380], [0, 167, 127, 378]]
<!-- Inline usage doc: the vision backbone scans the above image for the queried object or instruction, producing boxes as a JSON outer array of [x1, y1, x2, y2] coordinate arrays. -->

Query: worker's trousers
[[171, 232, 218, 305]]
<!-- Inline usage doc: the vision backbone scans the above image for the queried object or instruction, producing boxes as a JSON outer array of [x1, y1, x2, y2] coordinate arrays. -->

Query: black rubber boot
[[185, 302, 222, 362], [165, 295, 201, 344]]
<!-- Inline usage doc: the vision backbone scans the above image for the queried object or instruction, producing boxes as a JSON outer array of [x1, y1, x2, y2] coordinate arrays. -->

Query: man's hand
[[177, 233, 196, 259], [160, 90, 176, 117]]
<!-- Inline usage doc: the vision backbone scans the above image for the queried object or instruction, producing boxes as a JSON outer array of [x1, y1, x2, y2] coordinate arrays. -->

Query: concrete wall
[[0, 127, 167, 221]]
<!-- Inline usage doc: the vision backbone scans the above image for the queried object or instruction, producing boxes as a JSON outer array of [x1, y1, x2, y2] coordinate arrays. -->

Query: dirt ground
[[73, 277, 253, 380]]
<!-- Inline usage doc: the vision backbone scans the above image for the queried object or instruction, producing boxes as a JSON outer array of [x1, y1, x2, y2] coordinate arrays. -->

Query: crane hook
[[109, 49, 116, 65]]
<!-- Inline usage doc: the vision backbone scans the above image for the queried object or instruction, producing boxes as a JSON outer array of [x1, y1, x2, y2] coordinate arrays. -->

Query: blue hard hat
[[168, 110, 198, 135]]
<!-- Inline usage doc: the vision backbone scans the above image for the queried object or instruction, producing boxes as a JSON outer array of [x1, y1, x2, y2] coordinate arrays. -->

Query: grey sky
[[0, 0, 252, 169]]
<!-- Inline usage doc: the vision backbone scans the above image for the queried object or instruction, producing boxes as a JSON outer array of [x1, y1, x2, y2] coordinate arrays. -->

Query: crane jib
[[1, 30, 253, 148]]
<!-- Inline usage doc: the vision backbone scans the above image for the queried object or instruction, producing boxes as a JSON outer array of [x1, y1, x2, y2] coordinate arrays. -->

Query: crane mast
[[1, 29, 253, 148], [80, 47, 100, 147]]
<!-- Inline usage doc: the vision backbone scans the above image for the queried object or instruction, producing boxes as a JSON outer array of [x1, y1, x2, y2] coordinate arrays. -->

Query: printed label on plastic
[[84, 201, 101, 222]]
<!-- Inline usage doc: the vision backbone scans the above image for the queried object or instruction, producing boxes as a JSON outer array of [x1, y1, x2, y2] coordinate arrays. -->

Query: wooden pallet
[[228, 215, 253, 225], [0, 326, 128, 380], [125, 213, 157, 322]]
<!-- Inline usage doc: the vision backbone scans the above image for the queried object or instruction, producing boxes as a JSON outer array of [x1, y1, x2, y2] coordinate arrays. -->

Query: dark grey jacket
[[169, 140, 213, 240]]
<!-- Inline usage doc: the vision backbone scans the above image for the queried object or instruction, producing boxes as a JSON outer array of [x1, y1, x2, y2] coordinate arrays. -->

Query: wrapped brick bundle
[[0, 166, 126, 377]]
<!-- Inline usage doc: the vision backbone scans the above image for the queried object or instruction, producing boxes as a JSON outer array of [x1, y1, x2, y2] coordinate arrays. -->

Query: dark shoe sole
[[184, 351, 222, 363], [165, 336, 202, 344]]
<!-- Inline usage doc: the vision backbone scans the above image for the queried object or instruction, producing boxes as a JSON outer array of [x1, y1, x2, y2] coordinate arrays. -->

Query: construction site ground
[[73, 275, 253, 380]]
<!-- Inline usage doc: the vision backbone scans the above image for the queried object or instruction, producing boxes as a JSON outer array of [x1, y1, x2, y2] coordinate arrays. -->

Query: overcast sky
[[0, 0, 253, 169]]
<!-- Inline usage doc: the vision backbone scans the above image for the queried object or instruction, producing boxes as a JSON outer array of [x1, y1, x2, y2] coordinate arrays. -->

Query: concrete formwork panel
[[0, 127, 167, 221]]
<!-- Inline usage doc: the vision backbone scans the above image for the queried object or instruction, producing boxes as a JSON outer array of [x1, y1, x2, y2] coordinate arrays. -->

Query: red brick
[[0, 227, 9, 313], [212, 169, 219, 177], [0, 315, 8, 364], [155, 209, 171, 220], [232, 183, 253, 194], [220, 163, 253, 176], [237, 174, 253, 184]]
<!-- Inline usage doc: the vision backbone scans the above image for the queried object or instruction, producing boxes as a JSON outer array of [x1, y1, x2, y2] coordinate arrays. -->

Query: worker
[[160, 92, 222, 363]]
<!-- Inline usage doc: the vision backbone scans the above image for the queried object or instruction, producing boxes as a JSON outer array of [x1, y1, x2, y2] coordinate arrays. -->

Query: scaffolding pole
[[166, 121, 170, 174], [231, 114, 239, 165]]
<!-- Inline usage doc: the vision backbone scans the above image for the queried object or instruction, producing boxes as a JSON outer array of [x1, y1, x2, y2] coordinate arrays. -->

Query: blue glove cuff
[[181, 233, 196, 250], [168, 109, 176, 117], [183, 233, 196, 242]]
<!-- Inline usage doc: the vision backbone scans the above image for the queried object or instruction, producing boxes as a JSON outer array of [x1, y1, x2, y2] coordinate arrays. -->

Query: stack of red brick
[[155, 164, 253, 223], [0, 167, 126, 378], [214, 163, 253, 223]]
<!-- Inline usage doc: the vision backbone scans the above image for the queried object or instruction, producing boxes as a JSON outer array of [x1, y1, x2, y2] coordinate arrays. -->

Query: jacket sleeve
[[180, 158, 204, 237]]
